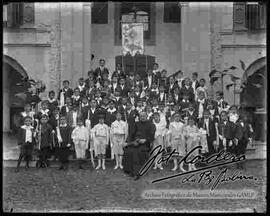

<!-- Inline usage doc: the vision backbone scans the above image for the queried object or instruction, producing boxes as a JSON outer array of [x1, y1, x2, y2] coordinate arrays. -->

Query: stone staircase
[[3, 132, 266, 167]]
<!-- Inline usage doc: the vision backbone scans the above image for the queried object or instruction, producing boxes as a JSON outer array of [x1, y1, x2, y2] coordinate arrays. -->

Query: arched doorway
[[240, 56, 266, 142], [3, 55, 29, 133]]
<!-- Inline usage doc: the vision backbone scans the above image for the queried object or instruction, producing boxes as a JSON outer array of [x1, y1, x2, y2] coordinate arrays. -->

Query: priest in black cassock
[[123, 111, 155, 180]]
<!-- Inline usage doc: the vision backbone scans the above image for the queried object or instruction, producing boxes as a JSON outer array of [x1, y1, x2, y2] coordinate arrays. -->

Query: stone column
[[3, 68, 10, 132], [83, 3, 92, 77], [181, 2, 211, 81]]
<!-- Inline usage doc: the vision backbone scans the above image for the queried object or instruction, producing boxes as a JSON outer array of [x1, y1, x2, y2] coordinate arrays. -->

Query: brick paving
[[3, 159, 267, 213]]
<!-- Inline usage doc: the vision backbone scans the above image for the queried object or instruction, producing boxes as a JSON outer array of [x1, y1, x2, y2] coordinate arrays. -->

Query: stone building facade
[[3, 2, 266, 133]]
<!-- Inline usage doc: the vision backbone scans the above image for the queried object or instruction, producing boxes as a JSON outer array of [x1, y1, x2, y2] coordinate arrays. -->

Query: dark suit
[[158, 92, 166, 104], [198, 117, 217, 155], [218, 120, 237, 154], [124, 109, 139, 142], [175, 79, 185, 89], [58, 88, 73, 101], [85, 107, 101, 128], [179, 86, 195, 102], [144, 75, 156, 89], [118, 84, 130, 97], [16, 126, 36, 168], [235, 120, 252, 156], [94, 67, 109, 82], [167, 83, 178, 94], [173, 94, 181, 105], [123, 120, 155, 177], [195, 99, 209, 119], [111, 70, 126, 80]]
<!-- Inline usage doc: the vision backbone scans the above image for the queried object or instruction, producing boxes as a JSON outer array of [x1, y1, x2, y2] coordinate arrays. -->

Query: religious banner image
[[122, 23, 144, 56]]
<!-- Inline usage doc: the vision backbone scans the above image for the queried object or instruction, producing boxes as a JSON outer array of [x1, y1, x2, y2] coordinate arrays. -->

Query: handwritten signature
[[139, 145, 257, 188]]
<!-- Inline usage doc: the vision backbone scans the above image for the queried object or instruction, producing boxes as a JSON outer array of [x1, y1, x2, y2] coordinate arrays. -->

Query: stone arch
[[240, 56, 266, 142], [3, 55, 29, 132], [3, 54, 28, 79], [240, 56, 266, 108]]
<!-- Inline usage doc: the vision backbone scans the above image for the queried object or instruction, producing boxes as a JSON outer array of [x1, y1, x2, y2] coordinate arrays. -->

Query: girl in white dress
[[167, 112, 185, 172], [110, 112, 128, 169], [152, 112, 167, 170], [71, 117, 89, 169], [183, 116, 201, 171]]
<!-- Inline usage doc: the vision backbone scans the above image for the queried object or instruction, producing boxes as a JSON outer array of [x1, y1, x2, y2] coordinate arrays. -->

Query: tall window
[[91, 2, 108, 24], [4, 3, 34, 28], [115, 2, 156, 46], [233, 2, 266, 31], [164, 2, 181, 23], [121, 3, 150, 39]]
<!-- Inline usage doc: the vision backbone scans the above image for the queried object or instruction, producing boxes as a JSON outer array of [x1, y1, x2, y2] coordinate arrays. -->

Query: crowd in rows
[[16, 59, 254, 179]]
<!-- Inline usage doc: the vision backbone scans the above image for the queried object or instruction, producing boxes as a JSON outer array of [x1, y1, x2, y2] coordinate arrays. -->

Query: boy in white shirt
[[110, 112, 128, 169], [92, 114, 110, 170], [152, 112, 167, 170]]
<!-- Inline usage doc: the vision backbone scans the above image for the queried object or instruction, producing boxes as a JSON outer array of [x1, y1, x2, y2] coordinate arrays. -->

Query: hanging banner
[[122, 23, 144, 56]]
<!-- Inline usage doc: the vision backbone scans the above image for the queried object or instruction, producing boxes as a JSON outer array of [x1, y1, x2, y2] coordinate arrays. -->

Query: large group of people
[[16, 59, 254, 180]]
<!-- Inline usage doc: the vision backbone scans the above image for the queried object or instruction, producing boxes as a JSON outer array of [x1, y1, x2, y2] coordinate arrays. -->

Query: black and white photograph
[[2, 1, 267, 213]]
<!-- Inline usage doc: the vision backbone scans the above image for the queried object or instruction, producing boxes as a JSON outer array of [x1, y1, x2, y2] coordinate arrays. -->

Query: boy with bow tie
[[71, 88, 81, 108], [196, 91, 209, 120], [94, 59, 109, 83], [15, 116, 37, 172], [47, 90, 59, 113], [56, 115, 72, 170], [77, 77, 87, 97], [37, 100, 51, 120], [215, 91, 230, 114], [197, 110, 218, 156], [58, 80, 73, 108]]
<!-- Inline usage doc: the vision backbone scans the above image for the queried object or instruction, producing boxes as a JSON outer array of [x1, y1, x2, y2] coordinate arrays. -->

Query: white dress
[[71, 126, 89, 159], [168, 121, 185, 156]]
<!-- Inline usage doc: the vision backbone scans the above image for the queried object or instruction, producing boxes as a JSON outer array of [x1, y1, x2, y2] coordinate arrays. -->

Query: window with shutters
[[233, 2, 266, 31], [5, 3, 35, 28], [91, 2, 108, 24], [164, 2, 181, 23]]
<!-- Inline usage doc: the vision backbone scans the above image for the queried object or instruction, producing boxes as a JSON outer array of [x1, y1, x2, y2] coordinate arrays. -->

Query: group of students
[[15, 59, 254, 174]]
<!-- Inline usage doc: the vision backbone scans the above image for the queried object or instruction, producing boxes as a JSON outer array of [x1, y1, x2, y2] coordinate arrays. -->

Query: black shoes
[[134, 175, 140, 181]]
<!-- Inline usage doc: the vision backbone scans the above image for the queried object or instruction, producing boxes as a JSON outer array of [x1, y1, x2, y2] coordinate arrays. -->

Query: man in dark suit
[[191, 72, 200, 93], [158, 85, 166, 104], [58, 80, 73, 103], [235, 111, 254, 169], [167, 76, 178, 94], [152, 63, 161, 82], [144, 69, 155, 90], [175, 70, 186, 89], [118, 77, 130, 97], [123, 111, 155, 180], [173, 87, 181, 105], [198, 110, 218, 156], [85, 99, 101, 128], [85, 70, 95, 89], [123, 102, 139, 142], [94, 59, 109, 83], [179, 77, 195, 102], [111, 63, 125, 80], [159, 69, 168, 87], [195, 90, 209, 120], [217, 111, 237, 154]]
